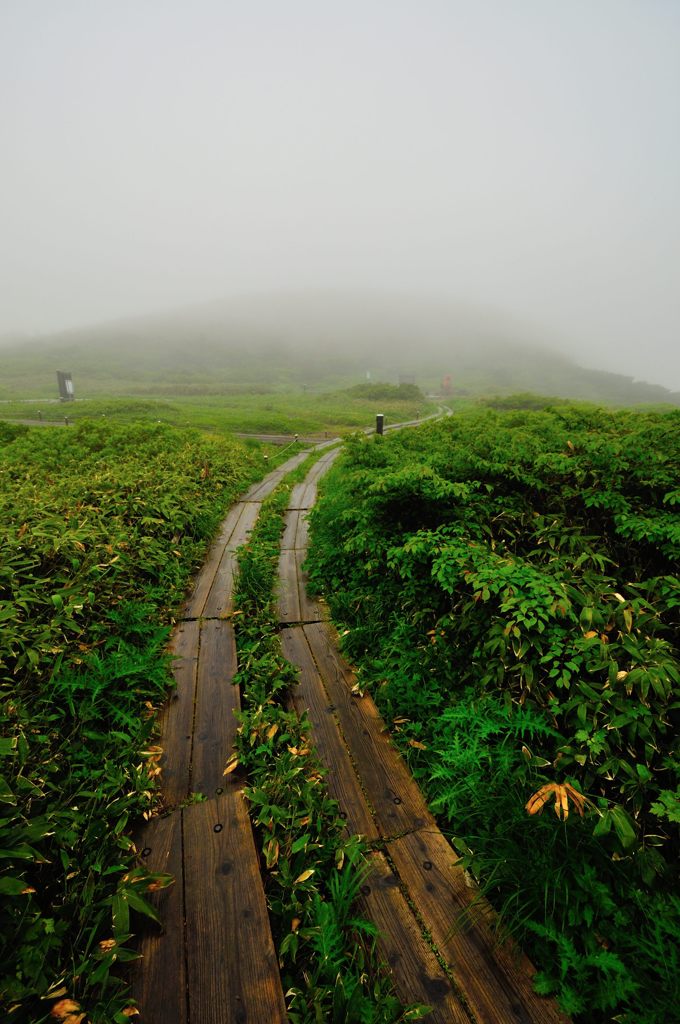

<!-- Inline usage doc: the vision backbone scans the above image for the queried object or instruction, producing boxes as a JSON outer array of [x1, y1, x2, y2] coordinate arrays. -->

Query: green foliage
[[0, 385, 434, 436], [344, 382, 424, 403], [306, 404, 680, 1023], [0, 422, 260, 1021]]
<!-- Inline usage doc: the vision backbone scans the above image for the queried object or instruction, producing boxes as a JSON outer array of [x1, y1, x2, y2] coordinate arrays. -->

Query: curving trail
[[132, 418, 568, 1024]]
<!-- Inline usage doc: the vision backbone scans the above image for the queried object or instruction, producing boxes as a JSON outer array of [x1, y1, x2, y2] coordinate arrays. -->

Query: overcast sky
[[1, 1, 679, 387]]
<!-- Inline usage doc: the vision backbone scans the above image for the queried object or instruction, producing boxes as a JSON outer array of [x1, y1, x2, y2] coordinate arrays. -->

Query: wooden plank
[[181, 505, 244, 619], [295, 550, 323, 621], [359, 851, 472, 1024], [184, 793, 288, 1024], [192, 620, 240, 796], [281, 509, 300, 551], [388, 830, 569, 1024], [276, 548, 301, 623], [244, 451, 310, 502], [156, 619, 200, 806], [227, 501, 262, 550], [299, 481, 317, 509], [296, 509, 310, 551], [202, 503, 260, 618], [288, 483, 307, 509], [280, 628, 379, 839], [303, 622, 436, 838], [131, 812, 187, 1024]]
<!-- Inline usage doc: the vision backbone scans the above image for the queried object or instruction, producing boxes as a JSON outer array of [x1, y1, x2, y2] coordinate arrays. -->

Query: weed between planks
[[232, 482, 430, 1024]]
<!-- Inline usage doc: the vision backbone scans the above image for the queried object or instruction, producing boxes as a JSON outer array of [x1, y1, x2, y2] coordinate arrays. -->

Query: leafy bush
[[306, 403, 680, 1023]]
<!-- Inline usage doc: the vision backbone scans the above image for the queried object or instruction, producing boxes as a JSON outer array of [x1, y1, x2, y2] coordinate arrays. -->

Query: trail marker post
[[376, 414, 384, 435]]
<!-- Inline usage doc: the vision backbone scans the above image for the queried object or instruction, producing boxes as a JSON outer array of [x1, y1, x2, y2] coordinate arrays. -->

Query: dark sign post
[[56, 371, 75, 402], [376, 413, 384, 435]]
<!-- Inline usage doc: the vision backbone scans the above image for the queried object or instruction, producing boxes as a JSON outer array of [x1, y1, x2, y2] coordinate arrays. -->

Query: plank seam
[[377, 843, 476, 1020], [180, 806, 191, 1024], [278, 618, 325, 629]]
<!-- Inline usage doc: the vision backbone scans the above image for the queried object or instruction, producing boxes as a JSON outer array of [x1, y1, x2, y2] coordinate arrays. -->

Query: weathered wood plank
[[201, 502, 260, 618], [287, 483, 307, 509], [280, 627, 379, 839], [299, 481, 317, 509], [295, 551, 323, 621], [296, 509, 310, 551], [181, 505, 244, 619], [359, 851, 472, 1024], [303, 622, 435, 837], [387, 829, 569, 1024], [277, 548, 301, 623], [184, 794, 288, 1024], [244, 451, 310, 501], [156, 619, 200, 806], [192, 620, 240, 796], [281, 509, 300, 550], [131, 812, 187, 1024]]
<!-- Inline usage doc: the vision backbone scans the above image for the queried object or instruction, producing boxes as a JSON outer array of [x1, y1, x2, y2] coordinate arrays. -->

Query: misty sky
[[1, 1, 679, 387]]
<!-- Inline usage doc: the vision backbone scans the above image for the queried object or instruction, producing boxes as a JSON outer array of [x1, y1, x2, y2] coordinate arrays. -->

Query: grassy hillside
[[1, 292, 677, 406]]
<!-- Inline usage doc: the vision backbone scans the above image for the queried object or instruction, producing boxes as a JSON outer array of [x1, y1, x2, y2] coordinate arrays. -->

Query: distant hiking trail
[[131, 423, 569, 1024]]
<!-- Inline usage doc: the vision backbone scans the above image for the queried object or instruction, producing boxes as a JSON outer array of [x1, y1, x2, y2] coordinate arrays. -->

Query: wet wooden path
[[131, 450, 310, 1024], [132, 431, 568, 1024], [277, 452, 569, 1024]]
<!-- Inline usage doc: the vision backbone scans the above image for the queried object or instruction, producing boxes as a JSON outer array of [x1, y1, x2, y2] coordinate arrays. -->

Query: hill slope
[[1, 292, 677, 405]]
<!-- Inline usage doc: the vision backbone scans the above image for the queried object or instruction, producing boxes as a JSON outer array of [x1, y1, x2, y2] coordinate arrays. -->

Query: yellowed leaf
[[50, 1000, 80, 1020], [294, 869, 315, 885], [408, 739, 427, 750]]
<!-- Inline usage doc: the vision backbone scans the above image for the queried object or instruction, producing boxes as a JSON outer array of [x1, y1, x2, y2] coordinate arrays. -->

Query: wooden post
[[376, 414, 384, 435]]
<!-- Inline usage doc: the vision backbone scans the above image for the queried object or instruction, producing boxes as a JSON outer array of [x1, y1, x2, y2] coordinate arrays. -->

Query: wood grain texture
[[276, 548, 301, 623], [359, 851, 472, 1024], [156, 619, 200, 806], [388, 830, 570, 1024], [192, 619, 240, 796], [202, 503, 260, 618], [181, 505, 243, 619], [287, 483, 307, 509], [184, 794, 288, 1024], [295, 550, 322, 621], [131, 813, 187, 1024], [303, 622, 435, 838], [281, 509, 300, 550], [280, 627, 379, 839]]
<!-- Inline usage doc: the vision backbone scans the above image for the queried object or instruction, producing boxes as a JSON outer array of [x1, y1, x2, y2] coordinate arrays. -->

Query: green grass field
[[0, 389, 436, 437]]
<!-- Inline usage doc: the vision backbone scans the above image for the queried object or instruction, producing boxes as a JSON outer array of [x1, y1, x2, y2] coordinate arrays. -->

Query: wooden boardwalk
[[276, 454, 569, 1024], [131, 433, 568, 1024], [131, 451, 310, 1024]]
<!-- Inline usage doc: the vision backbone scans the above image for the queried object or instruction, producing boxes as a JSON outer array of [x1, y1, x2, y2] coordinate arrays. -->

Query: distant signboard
[[56, 371, 75, 401]]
